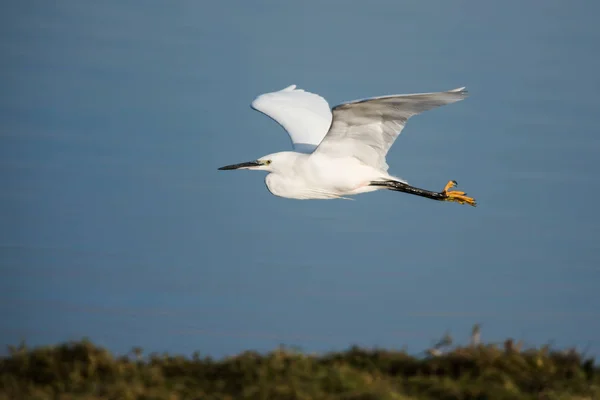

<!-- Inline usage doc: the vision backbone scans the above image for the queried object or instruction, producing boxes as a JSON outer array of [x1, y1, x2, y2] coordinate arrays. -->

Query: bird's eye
[[265, 160, 272, 165]]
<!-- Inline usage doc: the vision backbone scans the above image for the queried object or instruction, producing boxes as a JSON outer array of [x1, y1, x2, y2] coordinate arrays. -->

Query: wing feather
[[251, 85, 333, 153], [313, 87, 468, 170]]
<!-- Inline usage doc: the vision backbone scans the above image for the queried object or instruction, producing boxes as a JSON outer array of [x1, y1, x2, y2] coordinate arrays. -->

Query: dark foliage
[[1, 337, 598, 399]]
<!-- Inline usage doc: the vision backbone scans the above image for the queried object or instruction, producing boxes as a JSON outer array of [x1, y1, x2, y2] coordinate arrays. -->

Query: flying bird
[[218, 85, 476, 206]]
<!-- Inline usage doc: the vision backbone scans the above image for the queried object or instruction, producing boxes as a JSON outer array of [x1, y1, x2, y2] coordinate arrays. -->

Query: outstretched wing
[[251, 85, 333, 153], [313, 87, 468, 170]]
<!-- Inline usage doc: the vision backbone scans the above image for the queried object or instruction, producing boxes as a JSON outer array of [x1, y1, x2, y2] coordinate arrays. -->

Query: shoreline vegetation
[[1, 330, 598, 400]]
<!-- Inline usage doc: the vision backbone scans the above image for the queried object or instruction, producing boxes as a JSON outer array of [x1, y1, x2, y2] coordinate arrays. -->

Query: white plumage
[[219, 84, 476, 206], [250, 84, 332, 153]]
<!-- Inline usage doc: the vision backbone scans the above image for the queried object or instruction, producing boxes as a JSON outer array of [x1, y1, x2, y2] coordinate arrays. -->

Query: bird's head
[[218, 152, 292, 173]]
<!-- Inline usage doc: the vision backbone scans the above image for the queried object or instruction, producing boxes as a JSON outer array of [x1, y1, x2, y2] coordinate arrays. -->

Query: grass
[[1, 333, 598, 400]]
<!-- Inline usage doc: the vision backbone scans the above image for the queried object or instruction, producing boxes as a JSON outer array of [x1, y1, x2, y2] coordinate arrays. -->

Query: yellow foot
[[442, 180, 477, 207]]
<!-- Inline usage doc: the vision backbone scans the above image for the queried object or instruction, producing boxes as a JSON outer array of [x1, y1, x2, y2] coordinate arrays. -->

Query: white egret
[[219, 85, 476, 206]]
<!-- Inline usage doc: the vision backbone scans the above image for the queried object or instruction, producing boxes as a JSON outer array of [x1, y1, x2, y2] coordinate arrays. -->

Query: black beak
[[218, 160, 262, 170]]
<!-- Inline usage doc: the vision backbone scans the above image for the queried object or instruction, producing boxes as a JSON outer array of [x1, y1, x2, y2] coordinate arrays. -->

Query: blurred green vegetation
[[1, 333, 598, 400]]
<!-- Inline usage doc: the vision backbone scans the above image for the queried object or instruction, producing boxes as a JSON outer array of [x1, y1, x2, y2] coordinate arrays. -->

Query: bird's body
[[262, 152, 396, 200], [219, 84, 476, 206]]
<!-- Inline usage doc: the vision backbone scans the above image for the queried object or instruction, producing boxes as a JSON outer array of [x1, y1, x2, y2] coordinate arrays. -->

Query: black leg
[[370, 180, 446, 201]]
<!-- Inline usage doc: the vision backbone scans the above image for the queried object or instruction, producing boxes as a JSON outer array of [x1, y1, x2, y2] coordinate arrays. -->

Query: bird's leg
[[370, 180, 476, 207], [372, 181, 444, 200]]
